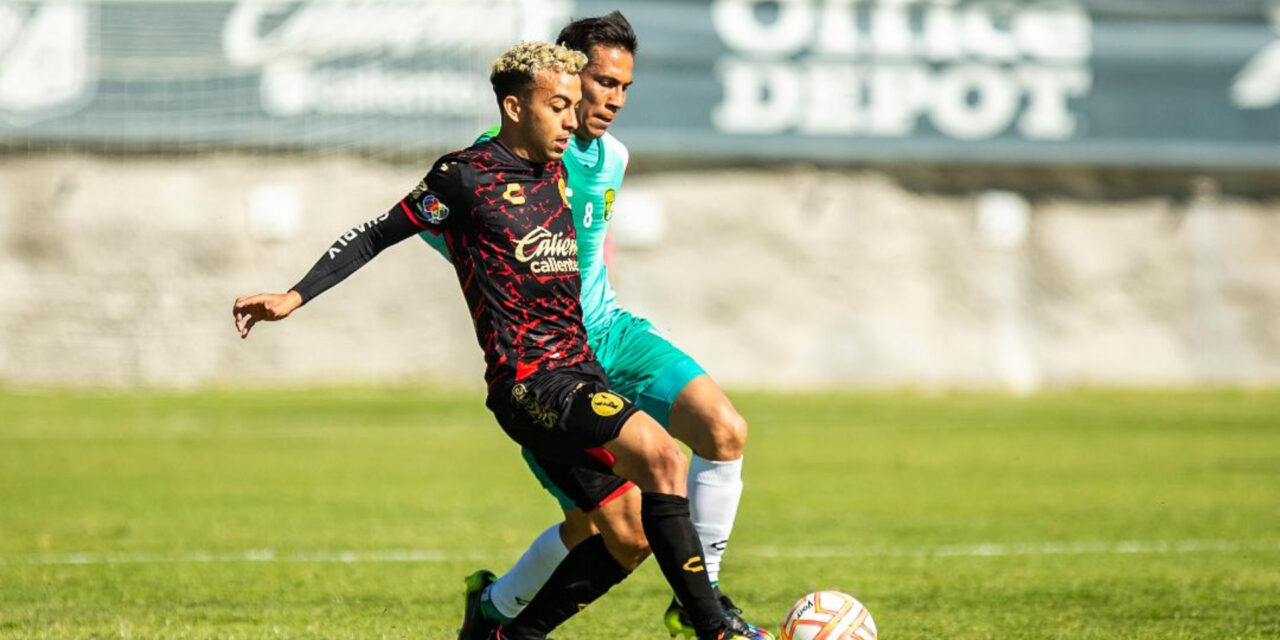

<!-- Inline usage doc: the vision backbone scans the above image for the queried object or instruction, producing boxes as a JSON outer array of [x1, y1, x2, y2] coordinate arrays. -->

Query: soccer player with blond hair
[[427, 13, 771, 640], [233, 40, 752, 640]]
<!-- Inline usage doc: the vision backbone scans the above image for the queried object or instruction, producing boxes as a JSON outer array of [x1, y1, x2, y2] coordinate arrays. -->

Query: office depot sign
[[711, 0, 1093, 141]]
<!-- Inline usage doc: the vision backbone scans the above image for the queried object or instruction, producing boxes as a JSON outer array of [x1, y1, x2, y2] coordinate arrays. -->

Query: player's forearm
[[291, 209, 421, 304]]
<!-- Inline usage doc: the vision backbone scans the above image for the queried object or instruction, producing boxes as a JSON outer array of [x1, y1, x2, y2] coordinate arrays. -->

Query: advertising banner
[[1, 0, 1277, 168]]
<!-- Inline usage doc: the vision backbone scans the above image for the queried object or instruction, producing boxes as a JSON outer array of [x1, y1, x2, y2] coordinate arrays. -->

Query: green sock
[[480, 587, 514, 624]]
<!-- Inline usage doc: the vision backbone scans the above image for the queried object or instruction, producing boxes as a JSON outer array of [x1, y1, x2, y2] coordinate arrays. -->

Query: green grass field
[[2, 389, 1278, 639]]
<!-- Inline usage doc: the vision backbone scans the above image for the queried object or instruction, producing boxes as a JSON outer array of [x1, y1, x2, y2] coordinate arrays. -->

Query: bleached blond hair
[[490, 41, 588, 99]]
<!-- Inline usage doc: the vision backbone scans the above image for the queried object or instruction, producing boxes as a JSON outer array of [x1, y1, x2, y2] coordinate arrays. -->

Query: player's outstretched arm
[[232, 159, 458, 340], [232, 291, 303, 339], [232, 197, 440, 339]]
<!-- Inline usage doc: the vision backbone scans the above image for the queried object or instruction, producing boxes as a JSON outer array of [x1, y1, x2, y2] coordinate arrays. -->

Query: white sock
[[687, 455, 744, 584], [485, 523, 569, 620]]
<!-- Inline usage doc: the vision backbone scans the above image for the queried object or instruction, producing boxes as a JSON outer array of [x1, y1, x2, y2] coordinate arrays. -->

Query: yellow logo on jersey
[[590, 392, 625, 417], [503, 183, 526, 205], [558, 178, 570, 206], [603, 188, 616, 221]]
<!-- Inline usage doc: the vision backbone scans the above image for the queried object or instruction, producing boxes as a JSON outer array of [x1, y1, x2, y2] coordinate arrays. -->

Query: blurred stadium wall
[[1, 0, 1277, 390]]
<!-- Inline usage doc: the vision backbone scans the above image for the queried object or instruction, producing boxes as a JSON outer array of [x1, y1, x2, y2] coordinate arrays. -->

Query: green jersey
[[420, 128, 629, 335]]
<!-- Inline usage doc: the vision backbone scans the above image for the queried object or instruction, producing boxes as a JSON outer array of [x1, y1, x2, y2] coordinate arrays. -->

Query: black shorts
[[487, 364, 640, 512]]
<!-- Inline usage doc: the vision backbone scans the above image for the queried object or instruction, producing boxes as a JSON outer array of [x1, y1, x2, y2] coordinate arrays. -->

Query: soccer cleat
[[663, 601, 695, 638], [718, 592, 775, 640], [459, 569, 498, 640], [719, 615, 774, 640], [715, 631, 761, 640], [663, 589, 775, 640], [486, 625, 555, 640]]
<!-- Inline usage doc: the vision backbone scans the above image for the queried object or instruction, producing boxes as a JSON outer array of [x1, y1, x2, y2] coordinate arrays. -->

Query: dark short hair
[[556, 11, 637, 58]]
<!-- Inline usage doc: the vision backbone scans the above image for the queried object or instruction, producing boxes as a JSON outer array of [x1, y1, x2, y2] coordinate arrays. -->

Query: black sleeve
[[395, 157, 465, 236], [289, 209, 423, 304], [290, 157, 466, 304]]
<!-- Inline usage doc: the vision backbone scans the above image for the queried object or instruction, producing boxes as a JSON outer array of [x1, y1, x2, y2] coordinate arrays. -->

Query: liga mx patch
[[590, 392, 625, 417], [418, 193, 450, 224]]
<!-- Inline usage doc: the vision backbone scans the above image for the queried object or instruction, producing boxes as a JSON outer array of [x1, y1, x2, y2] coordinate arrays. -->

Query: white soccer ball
[[780, 590, 877, 640]]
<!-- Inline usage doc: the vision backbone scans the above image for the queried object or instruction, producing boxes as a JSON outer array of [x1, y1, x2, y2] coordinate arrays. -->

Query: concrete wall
[[2, 154, 1277, 390]]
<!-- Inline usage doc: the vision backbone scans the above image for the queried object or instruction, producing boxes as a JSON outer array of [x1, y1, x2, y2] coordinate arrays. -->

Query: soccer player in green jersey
[[423, 13, 769, 640]]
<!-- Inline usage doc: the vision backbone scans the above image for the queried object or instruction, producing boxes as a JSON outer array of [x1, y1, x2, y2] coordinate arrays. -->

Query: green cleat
[[663, 589, 775, 640], [663, 600, 696, 638], [458, 570, 498, 640], [715, 632, 762, 640]]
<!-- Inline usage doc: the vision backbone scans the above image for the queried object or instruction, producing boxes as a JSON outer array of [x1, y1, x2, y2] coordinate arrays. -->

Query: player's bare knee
[[706, 405, 748, 460], [649, 441, 689, 495]]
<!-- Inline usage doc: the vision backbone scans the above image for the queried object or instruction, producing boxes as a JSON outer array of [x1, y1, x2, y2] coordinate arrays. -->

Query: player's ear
[[501, 94, 522, 124]]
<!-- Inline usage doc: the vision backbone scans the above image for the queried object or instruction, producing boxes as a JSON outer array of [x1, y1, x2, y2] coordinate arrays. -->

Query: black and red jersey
[[408, 139, 592, 384], [291, 139, 592, 386]]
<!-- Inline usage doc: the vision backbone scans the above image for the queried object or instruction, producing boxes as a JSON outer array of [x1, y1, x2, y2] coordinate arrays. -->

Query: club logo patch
[[603, 188, 616, 221], [503, 183, 526, 205], [418, 193, 450, 224], [590, 392, 625, 417]]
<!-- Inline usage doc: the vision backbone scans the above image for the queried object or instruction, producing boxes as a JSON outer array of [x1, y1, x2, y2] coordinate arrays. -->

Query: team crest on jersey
[[558, 178, 570, 206], [589, 392, 625, 417], [418, 193, 449, 224], [603, 188, 616, 221], [503, 183, 526, 205]]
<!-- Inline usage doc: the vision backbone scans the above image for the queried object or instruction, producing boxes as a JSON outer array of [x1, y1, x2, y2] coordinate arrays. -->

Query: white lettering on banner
[[224, 0, 571, 66], [0, 2, 94, 125], [222, 0, 572, 117], [261, 62, 481, 117], [711, 0, 1093, 141], [1231, 4, 1280, 110]]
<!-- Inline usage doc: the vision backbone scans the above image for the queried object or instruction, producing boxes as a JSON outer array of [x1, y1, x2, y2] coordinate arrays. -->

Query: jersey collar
[[569, 134, 606, 175], [489, 138, 557, 175]]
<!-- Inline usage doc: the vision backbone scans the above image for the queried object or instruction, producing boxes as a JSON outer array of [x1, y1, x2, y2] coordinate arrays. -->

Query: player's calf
[[588, 486, 650, 571]]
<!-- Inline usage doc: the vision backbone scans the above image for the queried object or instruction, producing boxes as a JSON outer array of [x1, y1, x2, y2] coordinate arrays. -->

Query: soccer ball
[[780, 591, 877, 640]]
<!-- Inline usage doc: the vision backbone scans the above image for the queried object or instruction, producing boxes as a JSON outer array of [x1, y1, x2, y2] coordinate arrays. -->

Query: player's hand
[[233, 291, 302, 339]]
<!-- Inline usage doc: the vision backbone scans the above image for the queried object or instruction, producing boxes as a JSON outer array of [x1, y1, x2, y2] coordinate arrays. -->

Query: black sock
[[641, 492, 725, 640], [501, 534, 630, 640]]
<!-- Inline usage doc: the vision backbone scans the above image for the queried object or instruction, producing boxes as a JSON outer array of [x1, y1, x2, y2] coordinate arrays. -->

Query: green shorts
[[524, 310, 707, 511]]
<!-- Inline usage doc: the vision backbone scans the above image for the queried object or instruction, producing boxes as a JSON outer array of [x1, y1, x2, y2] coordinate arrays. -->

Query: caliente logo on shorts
[[589, 392, 625, 417]]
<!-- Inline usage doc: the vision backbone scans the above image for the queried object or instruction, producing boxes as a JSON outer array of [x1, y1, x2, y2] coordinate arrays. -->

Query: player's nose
[[608, 87, 626, 110]]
